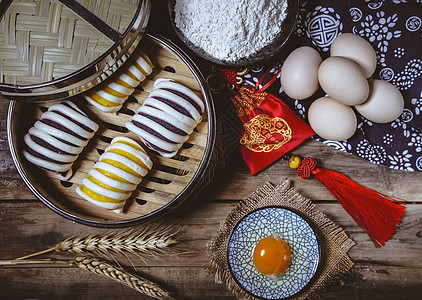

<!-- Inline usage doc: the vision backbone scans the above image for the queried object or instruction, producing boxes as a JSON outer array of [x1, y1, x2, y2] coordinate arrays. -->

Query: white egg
[[308, 97, 357, 141], [330, 33, 377, 78], [280, 46, 322, 100], [318, 56, 369, 106], [355, 79, 404, 123]]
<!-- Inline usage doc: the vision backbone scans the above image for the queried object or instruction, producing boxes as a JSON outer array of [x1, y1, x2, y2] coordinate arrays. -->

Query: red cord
[[253, 67, 281, 94], [296, 157, 406, 248]]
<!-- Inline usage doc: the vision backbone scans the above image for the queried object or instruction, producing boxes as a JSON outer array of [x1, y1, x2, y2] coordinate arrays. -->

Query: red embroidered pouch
[[230, 86, 315, 175]]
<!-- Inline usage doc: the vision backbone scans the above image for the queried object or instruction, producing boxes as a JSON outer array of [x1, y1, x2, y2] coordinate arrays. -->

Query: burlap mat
[[207, 180, 355, 300]]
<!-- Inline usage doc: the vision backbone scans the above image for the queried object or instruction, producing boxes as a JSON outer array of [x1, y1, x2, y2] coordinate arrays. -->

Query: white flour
[[174, 0, 288, 62]]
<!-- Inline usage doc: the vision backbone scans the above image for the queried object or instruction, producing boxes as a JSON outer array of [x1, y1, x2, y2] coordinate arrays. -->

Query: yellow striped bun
[[84, 50, 153, 113], [76, 136, 153, 214]]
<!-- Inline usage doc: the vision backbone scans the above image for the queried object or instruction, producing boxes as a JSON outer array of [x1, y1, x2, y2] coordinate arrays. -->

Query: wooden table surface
[[1, 2, 422, 299]]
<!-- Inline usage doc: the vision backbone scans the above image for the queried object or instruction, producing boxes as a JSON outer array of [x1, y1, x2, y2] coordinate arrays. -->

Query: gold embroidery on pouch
[[231, 86, 267, 117], [240, 114, 292, 152]]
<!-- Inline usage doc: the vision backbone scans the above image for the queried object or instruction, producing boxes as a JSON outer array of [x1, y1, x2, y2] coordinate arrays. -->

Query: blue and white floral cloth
[[242, 0, 422, 171]]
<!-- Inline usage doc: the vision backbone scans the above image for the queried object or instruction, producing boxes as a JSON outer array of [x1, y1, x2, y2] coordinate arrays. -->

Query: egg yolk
[[253, 236, 291, 277]]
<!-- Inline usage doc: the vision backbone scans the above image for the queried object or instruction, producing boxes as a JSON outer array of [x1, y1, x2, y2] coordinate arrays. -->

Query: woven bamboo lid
[[0, 0, 150, 101]]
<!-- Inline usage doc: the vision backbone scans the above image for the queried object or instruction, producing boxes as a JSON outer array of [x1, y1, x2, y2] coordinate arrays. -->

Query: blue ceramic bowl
[[227, 207, 320, 299]]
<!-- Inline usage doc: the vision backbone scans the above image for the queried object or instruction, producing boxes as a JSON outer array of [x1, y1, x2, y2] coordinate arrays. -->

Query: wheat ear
[[15, 225, 178, 260], [0, 257, 175, 299], [73, 256, 176, 300]]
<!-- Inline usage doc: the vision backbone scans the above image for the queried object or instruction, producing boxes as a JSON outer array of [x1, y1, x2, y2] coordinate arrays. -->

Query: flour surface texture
[[174, 0, 288, 62]]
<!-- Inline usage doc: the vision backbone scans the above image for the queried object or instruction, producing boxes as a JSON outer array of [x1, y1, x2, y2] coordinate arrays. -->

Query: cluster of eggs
[[280, 33, 404, 141]]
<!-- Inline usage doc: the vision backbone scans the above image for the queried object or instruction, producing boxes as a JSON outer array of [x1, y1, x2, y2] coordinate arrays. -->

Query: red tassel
[[296, 157, 406, 248]]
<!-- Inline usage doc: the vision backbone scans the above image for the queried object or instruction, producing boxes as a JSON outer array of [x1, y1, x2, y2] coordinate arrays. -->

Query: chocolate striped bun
[[84, 50, 153, 113], [76, 137, 153, 214], [23, 101, 99, 181], [126, 78, 204, 157]]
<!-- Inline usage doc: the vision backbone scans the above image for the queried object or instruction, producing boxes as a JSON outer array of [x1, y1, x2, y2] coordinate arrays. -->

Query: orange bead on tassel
[[288, 156, 406, 248]]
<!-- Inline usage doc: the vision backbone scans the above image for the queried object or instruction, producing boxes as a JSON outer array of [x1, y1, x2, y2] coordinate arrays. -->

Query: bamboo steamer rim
[[7, 33, 217, 227], [0, 0, 151, 102]]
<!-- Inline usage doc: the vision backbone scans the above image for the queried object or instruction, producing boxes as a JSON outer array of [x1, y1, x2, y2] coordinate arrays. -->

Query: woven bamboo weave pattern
[[0, 0, 139, 85], [8, 36, 211, 224]]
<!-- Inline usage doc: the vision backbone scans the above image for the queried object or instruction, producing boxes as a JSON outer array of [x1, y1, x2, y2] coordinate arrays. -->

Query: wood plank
[[2, 20, 422, 300], [2, 2, 421, 298], [0, 265, 420, 300], [0, 200, 420, 299], [0, 266, 235, 300], [0, 202, 421, 269], [4, 137, 422, 203], [208, 139, 422, 202]]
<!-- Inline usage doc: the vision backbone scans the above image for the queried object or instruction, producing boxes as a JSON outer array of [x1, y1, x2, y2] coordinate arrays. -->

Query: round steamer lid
[[0, 0, 150, 101]]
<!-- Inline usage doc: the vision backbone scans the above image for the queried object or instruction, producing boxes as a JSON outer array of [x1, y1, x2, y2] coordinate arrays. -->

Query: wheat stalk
[[72, 256, 176, 300], [4, 224, 179, 298], [0, 257, 176, 299], [15, 224, 178, 260]]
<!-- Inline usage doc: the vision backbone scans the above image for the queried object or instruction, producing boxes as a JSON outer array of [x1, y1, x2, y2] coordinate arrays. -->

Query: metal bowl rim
[[167, 0, 300, 67], [0, 0, 151, 101]]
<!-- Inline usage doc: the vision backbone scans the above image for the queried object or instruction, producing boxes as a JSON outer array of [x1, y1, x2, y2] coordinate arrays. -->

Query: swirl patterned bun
[[76, 137, 153, 214], [126, 78, 205, 157], [23, 101, 99, 181], [84, 50, 153, 113]]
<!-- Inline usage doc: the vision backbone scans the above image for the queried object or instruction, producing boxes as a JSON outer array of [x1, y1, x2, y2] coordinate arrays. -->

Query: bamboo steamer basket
[[7, 33, 218, 227], [7, 34, 218, 226], [0, 0, 151, 101]]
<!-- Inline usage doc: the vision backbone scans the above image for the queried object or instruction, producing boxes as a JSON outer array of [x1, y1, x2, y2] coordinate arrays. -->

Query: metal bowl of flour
[[167, 0, 299, 67]]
